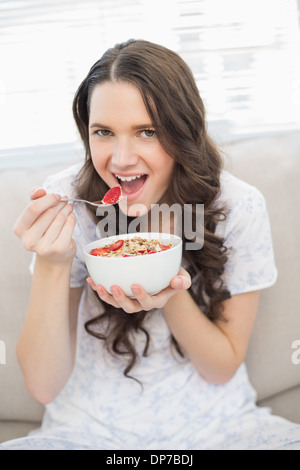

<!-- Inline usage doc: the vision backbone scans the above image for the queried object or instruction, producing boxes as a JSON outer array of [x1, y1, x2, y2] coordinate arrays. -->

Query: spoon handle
[[60, 198, 103, 207]]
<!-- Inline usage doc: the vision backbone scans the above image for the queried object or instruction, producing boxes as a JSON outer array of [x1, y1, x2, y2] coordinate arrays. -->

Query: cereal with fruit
[[90, 236, 173, 258]]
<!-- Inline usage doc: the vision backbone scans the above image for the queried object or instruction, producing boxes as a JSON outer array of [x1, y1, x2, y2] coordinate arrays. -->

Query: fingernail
[[110, 287, 120, 297], [30, 186, 44, 197], [131, 287, 141, 296], [173, 277, 182, 289], [96, 286, 105, 296]]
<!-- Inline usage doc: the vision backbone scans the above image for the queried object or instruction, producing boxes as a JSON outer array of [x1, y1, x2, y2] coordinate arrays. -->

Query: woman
[[3, 39, 300, 450]]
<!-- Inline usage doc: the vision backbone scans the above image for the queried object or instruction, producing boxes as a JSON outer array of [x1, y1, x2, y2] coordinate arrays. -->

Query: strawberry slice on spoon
[[101, 185, 123, 205], [60, 184, 123, 207]]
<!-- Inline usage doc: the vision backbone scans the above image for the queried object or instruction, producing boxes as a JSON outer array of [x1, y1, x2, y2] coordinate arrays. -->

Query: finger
[[170, 267, 191, 290], [19, 201, 70, 251], [14, 193, 63, 236], [43, 211, 77, 259], [86, 277, 97, 289], [86, 280, 121, 309], [56, 211, 77, 245], [129, 285, 156, 311], [130, 269, 191, 310], [131, 283, 178, 310], [110, 286, 143, 313], [30, 187, 47, 200], [39, 203, 74, 246]]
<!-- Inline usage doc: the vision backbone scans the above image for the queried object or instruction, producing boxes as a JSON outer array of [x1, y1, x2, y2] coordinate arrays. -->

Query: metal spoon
[[61, 184, 122, 207], [60, 197, 115, 207]]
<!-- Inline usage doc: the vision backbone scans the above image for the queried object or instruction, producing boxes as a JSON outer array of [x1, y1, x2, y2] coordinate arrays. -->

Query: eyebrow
[[89, 122, 154, 129], [132, 123, 154, 130]]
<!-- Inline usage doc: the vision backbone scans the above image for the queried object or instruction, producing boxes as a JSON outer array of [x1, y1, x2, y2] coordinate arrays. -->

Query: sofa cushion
[[0, 162, 80, 424], [258, 385, 300, 425], [223, 131, 300, 401], [0, 420, 39, 444]]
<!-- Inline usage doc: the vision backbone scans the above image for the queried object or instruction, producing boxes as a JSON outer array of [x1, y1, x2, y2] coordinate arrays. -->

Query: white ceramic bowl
[[84, 232, 182, 297]]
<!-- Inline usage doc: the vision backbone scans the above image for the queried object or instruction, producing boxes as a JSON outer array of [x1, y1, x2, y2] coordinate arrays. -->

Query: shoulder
[[216, 170, 267, 237], [216, 171, 277, 294], [219, 170, 265, 210], [42, 162, 83, 197]]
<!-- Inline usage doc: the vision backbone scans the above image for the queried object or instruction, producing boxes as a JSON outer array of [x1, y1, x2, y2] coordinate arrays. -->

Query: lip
[[111, 172, 148, 202]]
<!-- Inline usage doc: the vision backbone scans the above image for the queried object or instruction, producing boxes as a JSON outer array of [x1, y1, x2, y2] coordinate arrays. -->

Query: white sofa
[[1, 131, 300, 444]]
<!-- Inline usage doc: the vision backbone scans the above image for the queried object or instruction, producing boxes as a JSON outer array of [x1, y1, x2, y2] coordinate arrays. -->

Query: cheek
[[149, 145, 174, 175], [90, 146, 107, 173], [159, 157, 174, 186]]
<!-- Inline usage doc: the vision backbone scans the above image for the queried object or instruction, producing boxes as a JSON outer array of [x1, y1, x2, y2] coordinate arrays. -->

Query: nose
[[111, 137, 139, 169]]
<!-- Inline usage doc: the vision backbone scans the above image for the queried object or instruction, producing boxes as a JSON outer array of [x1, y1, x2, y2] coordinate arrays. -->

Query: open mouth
[[113, 173, 148, 197]]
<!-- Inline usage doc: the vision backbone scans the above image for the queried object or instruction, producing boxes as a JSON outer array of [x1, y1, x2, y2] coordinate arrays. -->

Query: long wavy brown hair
[[72, 39, 231, 379]]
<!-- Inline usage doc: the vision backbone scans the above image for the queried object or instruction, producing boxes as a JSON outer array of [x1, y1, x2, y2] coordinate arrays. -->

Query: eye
[[96, 129, 112, 137], [140, 129, 156, 138]]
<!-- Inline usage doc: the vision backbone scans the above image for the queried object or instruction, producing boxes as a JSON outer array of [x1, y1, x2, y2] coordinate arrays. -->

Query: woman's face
[[88, 81, 174, 217]]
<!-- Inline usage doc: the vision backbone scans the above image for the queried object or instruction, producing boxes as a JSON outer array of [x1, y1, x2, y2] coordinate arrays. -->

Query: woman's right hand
[[13, 187, 77, 265]]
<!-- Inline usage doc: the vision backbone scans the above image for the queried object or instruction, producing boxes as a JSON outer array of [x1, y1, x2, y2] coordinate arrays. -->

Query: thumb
[[171, 267, 191, 290]]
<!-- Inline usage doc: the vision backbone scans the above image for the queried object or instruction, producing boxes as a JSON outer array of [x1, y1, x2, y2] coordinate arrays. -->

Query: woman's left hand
[[86, 267, 191, 313]]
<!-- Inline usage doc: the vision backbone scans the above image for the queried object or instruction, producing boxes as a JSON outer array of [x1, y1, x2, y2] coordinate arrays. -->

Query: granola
[[90, 236, 173, 257]]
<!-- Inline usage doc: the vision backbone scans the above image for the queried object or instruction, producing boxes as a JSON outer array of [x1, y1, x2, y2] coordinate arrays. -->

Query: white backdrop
[[0, 0, 299, 168]]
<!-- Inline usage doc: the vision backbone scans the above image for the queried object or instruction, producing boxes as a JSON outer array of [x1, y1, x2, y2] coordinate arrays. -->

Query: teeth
[[115, 174, 143, 182]]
